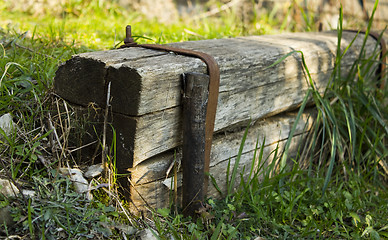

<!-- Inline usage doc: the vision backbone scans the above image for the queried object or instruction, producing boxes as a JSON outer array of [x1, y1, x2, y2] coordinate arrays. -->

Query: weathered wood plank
[[128, 110, 312, 213], [55, 31, 380, 167], [207, 133, 307, 198], [129, 110, 315, 186], [106, 31, 375, 116], [55, 31, 377, 115], [54, 48, 168, 108], [127, 109, 314, 213], [112, 66, 360, 167]]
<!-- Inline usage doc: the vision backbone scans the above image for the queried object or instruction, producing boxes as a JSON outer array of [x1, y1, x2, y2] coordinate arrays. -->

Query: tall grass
[[223, 2, 388, 238], [299, 1, 388, 190]]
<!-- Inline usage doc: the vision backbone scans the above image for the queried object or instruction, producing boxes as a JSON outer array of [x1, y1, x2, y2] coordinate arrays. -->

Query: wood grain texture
[[129, 109, 315, 184], [55, 31, 378, 115], [181, 73, 209, 214], [54, 31, 381, 214], [129, 110, 314, 213], [55, 31, 379, 167], [54, 47, 167, 108], [107, 31, 376, 116]]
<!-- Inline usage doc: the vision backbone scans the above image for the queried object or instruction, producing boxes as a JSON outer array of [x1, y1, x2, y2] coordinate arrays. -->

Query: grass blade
[[227, 120, 251, 196], [322, 126, 337, 194], [279, 90, 311, 171]]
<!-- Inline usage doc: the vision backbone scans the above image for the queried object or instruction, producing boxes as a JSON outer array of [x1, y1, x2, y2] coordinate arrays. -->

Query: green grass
[[1, 0, 388, 239], [1, 0, 273, 50]]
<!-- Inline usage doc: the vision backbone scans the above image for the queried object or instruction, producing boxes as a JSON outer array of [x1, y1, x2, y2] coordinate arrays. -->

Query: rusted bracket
[[119, 25, 220, 207]]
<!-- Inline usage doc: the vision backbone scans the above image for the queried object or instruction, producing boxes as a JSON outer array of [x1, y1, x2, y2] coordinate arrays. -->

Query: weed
[[1, 170, 132, 239]]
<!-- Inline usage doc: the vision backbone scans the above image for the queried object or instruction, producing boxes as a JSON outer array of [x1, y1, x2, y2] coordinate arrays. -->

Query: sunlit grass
[[1, 0, 263, 50]]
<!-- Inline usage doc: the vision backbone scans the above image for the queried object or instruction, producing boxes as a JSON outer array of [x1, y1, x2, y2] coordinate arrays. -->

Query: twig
[[165, 150, 181, 179], [378, 158, 388, 175], [14, 43, 54, 59], [48, 112, 63, 162], [101, 186, 133, 223], [54, 99, 67, 165], [68, 140, 98, 153], [174, 160, 178, 214], [102, 82, 112, 178], [62, 100, 72, 160]]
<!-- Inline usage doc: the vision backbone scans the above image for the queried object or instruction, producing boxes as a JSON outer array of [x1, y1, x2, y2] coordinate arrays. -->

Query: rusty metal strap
[[120, 26, 220, 195], [343, 29, 387, 89]]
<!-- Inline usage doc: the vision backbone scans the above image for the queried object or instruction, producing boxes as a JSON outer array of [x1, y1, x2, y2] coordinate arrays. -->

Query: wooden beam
[[53, 31, 381, 214], [181, 72, 209, 216], [55, 31, 379, 168], [127, 109, 315, 213], [128, 109, 314, 213]]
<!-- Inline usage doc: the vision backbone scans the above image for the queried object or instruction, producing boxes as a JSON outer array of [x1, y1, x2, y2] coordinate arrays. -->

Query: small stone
[[114, 223, 137, 236], [139, 228, 159, 240], [84, 164, 103, 178], [22, 189, 36, 197], [0, 206, 15, 229], [59, 168, 90, 196], [0, 113, 15, 139], [253, 237, 266, 240], [0, 179, 19, 197]]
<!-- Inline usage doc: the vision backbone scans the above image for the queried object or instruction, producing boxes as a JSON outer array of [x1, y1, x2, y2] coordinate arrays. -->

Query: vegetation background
[[0, 0, 387, 239]]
